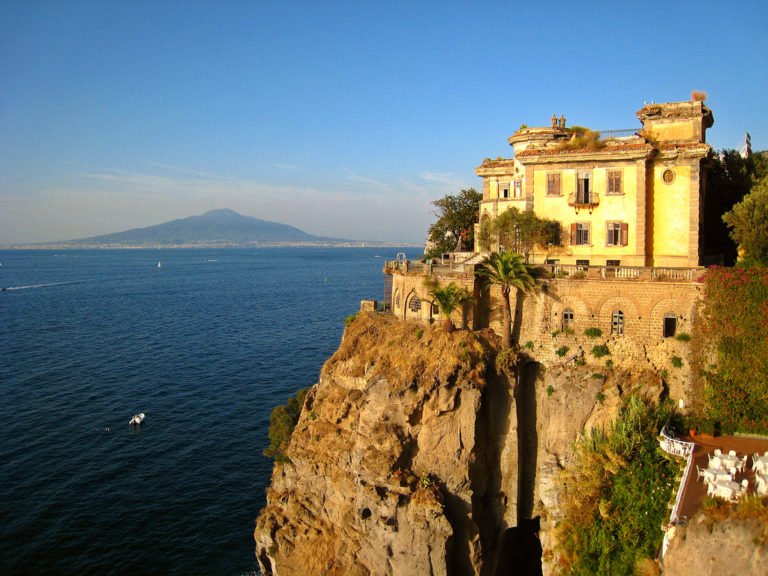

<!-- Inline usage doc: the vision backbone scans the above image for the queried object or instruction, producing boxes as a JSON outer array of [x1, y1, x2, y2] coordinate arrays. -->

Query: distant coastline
[[0, 241, 423, 250]]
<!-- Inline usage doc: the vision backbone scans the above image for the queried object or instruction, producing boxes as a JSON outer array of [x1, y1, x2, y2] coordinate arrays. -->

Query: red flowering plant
[[701, 266, 768, 434]]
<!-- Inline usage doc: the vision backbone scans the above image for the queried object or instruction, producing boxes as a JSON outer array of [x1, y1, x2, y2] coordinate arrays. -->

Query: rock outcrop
[[253, 312, 700, 575], [661, 514, 768, 575]]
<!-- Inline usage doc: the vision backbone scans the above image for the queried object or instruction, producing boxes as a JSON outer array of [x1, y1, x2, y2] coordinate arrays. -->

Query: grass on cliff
[[555, 395, 679, 576], [323, 312, 498, 392]]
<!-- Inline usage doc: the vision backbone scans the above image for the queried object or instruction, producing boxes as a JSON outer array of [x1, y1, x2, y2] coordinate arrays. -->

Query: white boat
[[157, 261, 162, 268], [129, 413, 145, 425]]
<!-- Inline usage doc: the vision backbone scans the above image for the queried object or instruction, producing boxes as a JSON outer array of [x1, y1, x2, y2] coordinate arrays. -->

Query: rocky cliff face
[[661, 514, 768, 575], [254, 313, 654, 575]]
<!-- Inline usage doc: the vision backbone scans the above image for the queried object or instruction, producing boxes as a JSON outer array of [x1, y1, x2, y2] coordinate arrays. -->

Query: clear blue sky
[[1, 1, 766, 244]]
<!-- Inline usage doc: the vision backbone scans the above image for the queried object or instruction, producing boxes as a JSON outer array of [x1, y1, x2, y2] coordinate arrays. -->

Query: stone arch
[[649, 298, 687, 342], [597, 295, 640, 338], [549, 295, 591, 335]]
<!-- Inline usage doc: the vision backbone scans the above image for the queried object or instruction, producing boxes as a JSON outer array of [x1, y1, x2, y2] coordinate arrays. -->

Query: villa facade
[[377, 100, 714, 381], [475, 100, 713, 268]]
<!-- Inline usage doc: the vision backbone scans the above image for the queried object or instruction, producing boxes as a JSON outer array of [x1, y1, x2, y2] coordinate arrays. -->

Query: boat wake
[[3, 281, 78, 291]]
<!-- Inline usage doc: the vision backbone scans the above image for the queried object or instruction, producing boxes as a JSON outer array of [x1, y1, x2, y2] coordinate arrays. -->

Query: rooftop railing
[[598, 128, 641, 140]]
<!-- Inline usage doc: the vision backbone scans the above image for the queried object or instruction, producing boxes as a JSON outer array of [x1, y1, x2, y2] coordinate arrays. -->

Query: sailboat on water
[[157, 261, 162, 268]]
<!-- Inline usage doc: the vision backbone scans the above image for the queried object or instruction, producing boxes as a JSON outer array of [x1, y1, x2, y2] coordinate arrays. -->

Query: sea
[[0, 247, 410, 576]]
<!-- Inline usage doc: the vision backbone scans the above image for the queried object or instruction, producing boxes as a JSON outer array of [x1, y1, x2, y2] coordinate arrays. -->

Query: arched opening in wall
[[611, 309, 624, 336], [408, 295, 422, 316], [663, 312, 677, 338]]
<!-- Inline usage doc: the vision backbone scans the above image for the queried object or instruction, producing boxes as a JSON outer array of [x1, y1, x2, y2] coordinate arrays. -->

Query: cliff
[[254, 312, 658, 575], [661, 513, 768, 575]]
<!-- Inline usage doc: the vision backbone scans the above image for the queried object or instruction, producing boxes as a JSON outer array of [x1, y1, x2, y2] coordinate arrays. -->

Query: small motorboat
[[129, 413, 145, 426]]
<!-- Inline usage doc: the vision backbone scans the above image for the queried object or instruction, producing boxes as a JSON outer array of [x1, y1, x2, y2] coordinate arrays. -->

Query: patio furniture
[[703, 468, 731, 484], [754, 455, 768, 475], [712, 480, 741, 501], [719, 453, 740, 471]]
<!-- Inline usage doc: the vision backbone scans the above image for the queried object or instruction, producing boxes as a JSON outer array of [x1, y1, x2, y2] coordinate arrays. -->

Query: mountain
[[68, 209, 351, 247]]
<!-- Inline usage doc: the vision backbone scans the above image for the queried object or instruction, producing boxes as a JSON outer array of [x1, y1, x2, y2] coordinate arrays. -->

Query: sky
[[1, 1, 767, 245]]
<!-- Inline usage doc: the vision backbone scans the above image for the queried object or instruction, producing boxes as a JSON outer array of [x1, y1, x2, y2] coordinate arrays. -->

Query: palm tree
[[476, 251, 537, 347], [423, 277, 473, 332]]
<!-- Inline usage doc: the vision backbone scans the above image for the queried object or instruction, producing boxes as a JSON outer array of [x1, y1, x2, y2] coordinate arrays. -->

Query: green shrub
[[264, 387, 308, 460], [675, 332, 691, 342], [702, 267, 768, 434], [556, 397, 678, 575], [575, 357, 586, 366], [584, 327, 602, 338], [547, 385, 555, 396], [552, 329, 561, 337], [524, 340, 534, 350], [592, 373, 604, 379], [671, 356, 683, 368], [556, 345, 570, 357], [596, 391, 606, 404], [415, 328, 423, 339], [605, 359, 614, 369], [591, 344, 610, 358], [344, 313, 357, 327]]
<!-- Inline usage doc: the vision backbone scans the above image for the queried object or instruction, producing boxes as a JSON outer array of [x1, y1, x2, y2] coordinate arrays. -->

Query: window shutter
[[606, 223, 611, 246], [621, 222, 628, 246], [570, 223, 577, 245], [585, 222, 591, 245]]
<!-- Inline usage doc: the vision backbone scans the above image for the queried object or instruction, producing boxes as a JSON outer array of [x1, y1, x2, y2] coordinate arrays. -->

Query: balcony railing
[[547, 264, 702, 282], [597, 128, 640, 140], [567, 191, 599, 209], [385, 258, 703, 284]]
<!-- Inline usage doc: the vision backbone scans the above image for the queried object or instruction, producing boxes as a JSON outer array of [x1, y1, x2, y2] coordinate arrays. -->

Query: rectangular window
[[607, 170, 623, 195], [606, 259, 621, 267], [606, 222, 629, 246], [546, 173, 561, 196], [500, 183, 509, 199], [562, 310, 574, 332], [577, 171, 591, 204], [513, 179, 522, 198], [570, 222, 590, 245], [575, 259, 590, 270]]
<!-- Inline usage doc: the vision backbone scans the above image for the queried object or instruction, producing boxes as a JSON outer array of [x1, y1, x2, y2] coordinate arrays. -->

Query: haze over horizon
[[2, 1, 766, 245]]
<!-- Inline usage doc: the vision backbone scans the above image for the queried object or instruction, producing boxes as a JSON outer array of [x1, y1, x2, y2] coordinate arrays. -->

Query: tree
[[263, 387, 308, 461], [423, 277, 473, 332], [476, 251, 537, 348], [722, 174, 768, 266], [479, 207, 562, 263], [701, 150, 768, 264], [425, 188, 482, 259]]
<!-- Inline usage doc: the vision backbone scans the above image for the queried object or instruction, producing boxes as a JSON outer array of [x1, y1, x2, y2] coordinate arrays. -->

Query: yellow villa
[[474, 100, 714, 268]]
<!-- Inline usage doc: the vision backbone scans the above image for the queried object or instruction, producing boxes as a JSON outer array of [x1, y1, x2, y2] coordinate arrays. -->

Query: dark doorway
[[663, 313, 677, 338]]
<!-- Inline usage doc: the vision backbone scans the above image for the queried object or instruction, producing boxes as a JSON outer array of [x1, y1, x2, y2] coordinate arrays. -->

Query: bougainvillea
[[701, 266, 768, 434]]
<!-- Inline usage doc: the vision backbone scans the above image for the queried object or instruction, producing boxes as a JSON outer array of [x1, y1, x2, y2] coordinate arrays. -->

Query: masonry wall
[[387, 270, 701, 351]]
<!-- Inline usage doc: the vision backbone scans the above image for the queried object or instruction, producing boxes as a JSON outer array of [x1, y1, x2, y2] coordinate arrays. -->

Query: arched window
[[562, 308, 574, 333], [394, 292, 400, 308], [611, 310, 624, 335], [409, 295, 422, 313], [663, 312, 677, 338]]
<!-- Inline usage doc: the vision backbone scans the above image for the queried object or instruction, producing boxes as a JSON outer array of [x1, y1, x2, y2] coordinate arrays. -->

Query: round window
[[662, 169, 675, 184]]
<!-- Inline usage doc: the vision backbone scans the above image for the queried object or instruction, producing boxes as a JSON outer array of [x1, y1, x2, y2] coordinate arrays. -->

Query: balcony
[[568, 191, 599, 210]]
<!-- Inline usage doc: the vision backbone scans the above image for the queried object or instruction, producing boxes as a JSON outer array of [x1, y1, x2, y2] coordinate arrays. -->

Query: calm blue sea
[[0, 247, 408, 575]]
